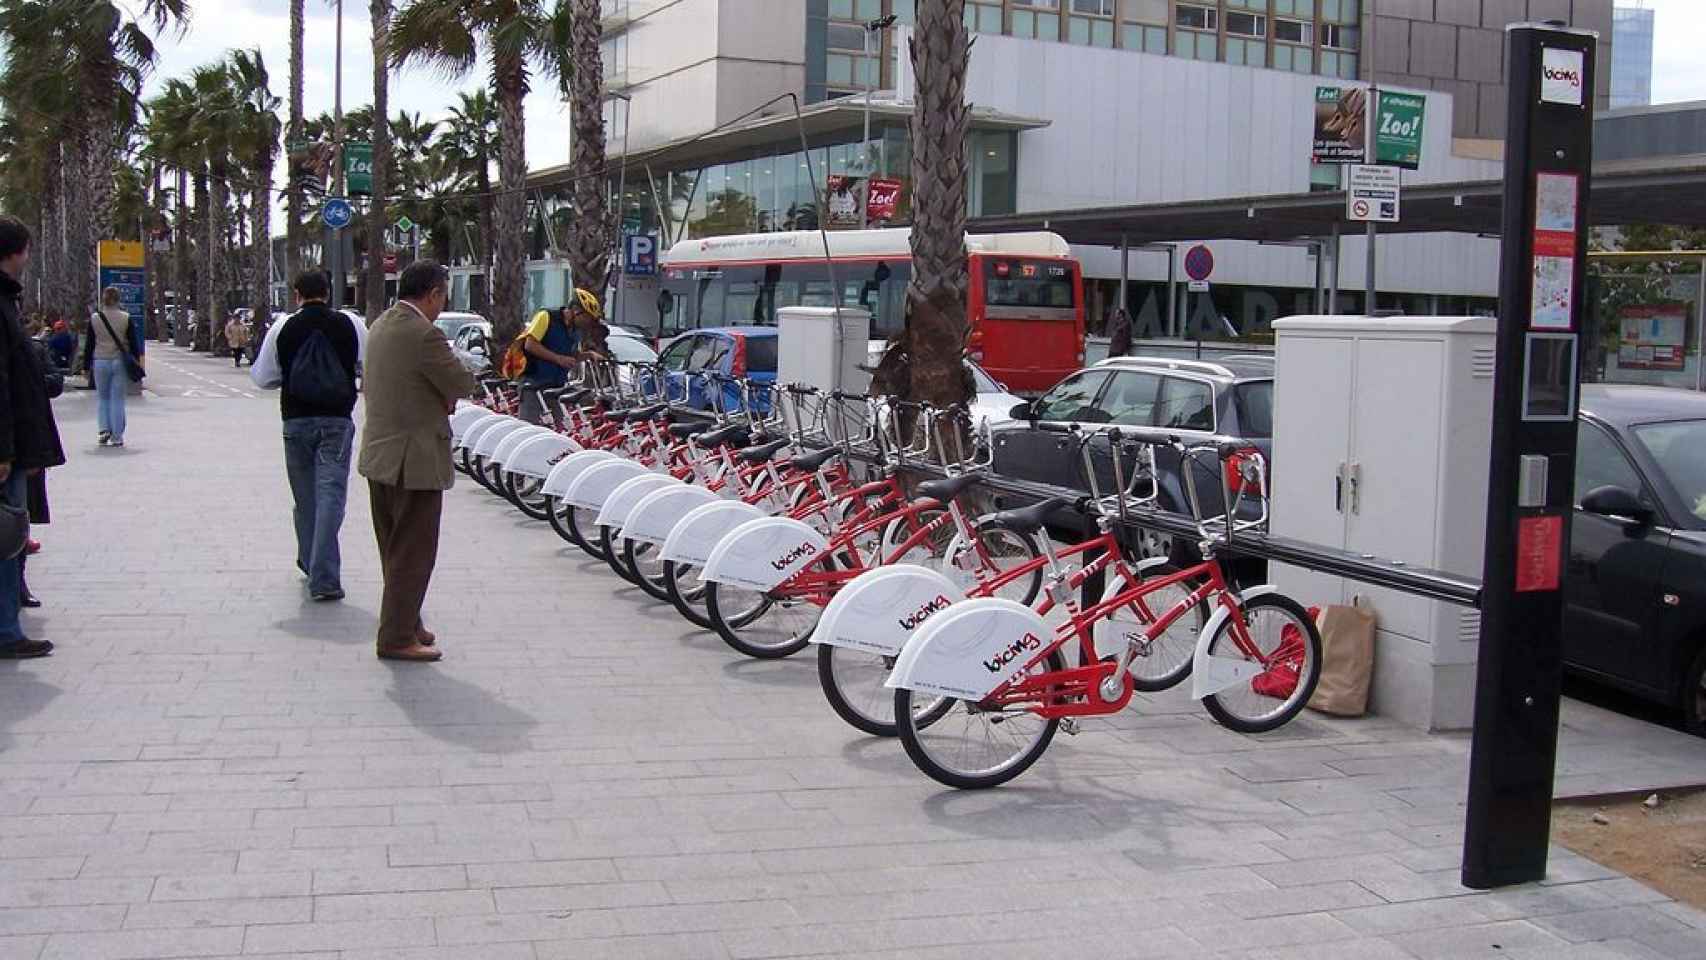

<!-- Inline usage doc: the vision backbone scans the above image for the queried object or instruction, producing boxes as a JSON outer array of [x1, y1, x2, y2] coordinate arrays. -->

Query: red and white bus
[[654, 228, 1085, 393]]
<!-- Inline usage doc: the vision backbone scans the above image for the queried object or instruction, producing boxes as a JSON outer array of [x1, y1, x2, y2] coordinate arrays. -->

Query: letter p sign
[[625, 234, 658, 276]]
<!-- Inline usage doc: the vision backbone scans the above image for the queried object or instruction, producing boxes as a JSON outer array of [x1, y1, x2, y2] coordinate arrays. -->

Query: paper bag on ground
[[1306, 604, 1377, 716]]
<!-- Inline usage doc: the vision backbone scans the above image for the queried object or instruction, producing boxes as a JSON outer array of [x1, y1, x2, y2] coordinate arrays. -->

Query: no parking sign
[[624, 234, 657, 276]]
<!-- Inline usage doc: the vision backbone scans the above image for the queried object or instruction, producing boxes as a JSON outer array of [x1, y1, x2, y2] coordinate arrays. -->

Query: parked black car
[[990, 355, 1274, 557], [1568, 384, 1706, 733]]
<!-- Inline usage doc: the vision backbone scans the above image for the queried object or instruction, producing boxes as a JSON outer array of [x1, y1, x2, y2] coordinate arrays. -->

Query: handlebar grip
[[1034, 421, 1076, 435]]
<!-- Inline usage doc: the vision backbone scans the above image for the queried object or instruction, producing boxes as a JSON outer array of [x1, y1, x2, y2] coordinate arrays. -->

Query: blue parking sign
[[624, 234, 657, 276]]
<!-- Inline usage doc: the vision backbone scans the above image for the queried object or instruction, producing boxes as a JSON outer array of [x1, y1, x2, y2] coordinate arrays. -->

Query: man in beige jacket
[[357, 261, 475, 661]]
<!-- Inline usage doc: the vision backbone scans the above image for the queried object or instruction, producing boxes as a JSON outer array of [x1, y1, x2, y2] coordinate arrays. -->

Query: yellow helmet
[[573, 287, 603, 319]]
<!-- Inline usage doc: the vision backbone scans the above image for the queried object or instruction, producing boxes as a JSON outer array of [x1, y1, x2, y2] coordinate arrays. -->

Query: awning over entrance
[[968, 154, 1706, 246]]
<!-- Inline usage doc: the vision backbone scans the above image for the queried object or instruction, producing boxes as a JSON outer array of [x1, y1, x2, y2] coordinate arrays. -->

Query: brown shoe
[[415, 627, 436, 647], [378, 642, 441, 662]]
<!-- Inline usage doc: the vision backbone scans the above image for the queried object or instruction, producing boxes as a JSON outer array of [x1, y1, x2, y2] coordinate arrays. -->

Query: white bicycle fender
[[563, 458, 650, 511], [812, 564, 966, 656], [457, 414, 510, 454], [491, 425, 550, 467], [699, 516, 830, 591], [451, 406, 495, 444], [507, 432, 579, 480], [1190, 585, 1281, 701], [621, 484, 721, 546], [660, 499, 766, 567], [886, 597, 1053, 700], [541, 449, 618, 498], [594, 473, 679, 530], [472, 419, 529, 460]]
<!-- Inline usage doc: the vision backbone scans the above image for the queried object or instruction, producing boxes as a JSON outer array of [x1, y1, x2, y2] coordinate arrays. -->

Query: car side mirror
[[1580, 485, 1653, 525], [1009, 401, 1036, 421]]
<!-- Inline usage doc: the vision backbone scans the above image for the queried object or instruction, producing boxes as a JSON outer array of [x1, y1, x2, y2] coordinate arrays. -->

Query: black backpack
[[287, 328, 355, 409]]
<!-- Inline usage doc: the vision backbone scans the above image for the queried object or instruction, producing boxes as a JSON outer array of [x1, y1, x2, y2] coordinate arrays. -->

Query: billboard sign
[[1312, 85, 1368, 164], [1375, 91, 1426, 170]]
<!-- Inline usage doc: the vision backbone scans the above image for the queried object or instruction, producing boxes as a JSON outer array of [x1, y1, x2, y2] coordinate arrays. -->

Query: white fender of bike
[[471, 418, 529, 460], [699, 515, 830, 591], [457, 413, 509, 454], [563, 458, 649, 511], [620, 484, 720, 547], [450, 406, 495, 444], [885, 596, 1054, 701], [660, 499, 766, 568], [541, 449, 618, 498], [594, 473, 679, 530], [1189, 585, 1280, 701], [811, 563, 966, 656], [506, 432, 579, 480], [491, 425, 550, 467]]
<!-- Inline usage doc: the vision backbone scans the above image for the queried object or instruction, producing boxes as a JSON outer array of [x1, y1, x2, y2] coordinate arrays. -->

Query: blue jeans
[[93, 356, 128, 440], [283, 417, 355, 595], [0, 470, 27, 647]]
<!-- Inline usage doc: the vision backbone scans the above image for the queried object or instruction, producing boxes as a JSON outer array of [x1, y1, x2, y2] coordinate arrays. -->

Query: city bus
[[653, 228, 1085, 393]]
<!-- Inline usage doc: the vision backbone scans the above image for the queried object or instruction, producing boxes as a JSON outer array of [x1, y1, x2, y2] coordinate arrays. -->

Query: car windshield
[[606, 334, 657, 363], [968, 362, 1000, 394], [1632, 419, 1706, 523]]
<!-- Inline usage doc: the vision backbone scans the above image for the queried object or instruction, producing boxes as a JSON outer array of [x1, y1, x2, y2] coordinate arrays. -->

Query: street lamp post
[[860, 14, 898, 229], [329, 0, 346, 309]]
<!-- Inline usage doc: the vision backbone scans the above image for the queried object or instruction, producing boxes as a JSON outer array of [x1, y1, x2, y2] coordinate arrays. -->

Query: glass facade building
[[1611, 5, 1654, 110]]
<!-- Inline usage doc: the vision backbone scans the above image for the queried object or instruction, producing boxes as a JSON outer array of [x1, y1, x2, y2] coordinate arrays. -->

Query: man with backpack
[[509, 287, 605, 423], [251, 270, 366, 602]]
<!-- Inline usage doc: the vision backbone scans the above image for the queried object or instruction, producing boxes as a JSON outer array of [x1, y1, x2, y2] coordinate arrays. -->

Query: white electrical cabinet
[[777, 306, 871, 395], [1270, 316, 1496, 731]]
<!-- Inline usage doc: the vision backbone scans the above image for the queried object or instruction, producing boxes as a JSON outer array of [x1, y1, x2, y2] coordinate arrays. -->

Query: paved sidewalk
[[2, 343, 1703, 960]]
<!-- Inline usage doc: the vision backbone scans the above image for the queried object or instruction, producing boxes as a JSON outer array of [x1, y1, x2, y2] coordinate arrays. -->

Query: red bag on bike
[[1250, 606, 1319, 700]]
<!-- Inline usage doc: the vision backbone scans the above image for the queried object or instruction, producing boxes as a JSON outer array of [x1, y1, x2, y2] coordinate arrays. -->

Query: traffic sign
[[1183, 244, 1215, 281], [624, 233, 657, 276], [394, 215, 415, 234], [322, 197, 354, 231], [1187, 280, 1211, 293], [1346, 164, 1400, 223]]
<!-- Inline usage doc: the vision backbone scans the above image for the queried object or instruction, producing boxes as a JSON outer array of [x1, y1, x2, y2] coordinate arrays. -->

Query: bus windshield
[[658, 260, 911, 339], [983, 259, 1076, 310]]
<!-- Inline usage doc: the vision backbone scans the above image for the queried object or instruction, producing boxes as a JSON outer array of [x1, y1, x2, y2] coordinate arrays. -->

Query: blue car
[[657, 326, 778, 413]]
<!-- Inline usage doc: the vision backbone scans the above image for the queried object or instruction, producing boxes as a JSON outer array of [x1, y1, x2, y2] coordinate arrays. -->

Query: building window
[[1175, 4, 1216, 31], [1321, 0, 1359, 23], [1319, 50, 1358, 79], [1273, 18, 1312, 45], [1068, 16, 1114, 46], [829, 0, 881, 19], [1012, 8, 1061, 41], [1122, 0, 1167, 23], [1226, 12, 1265, 37], [1121, 23, 1166, 52], [1013, 0, 1058, 8], [891, 0, 915, 25], [1273, 43, 1313, 72], [1175, 30, 1217, 60], [1224, 37, 1255, 66], [970, 131, 1015, 217], [965, 1, 1002, 34], [1321, 24, 1359, 50], [1273, 0, 1315, 14], [1070, 0, 1113, 14]]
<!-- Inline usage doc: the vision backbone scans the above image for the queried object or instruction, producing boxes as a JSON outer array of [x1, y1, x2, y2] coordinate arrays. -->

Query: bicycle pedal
[[1059, 718, 1081, 736]]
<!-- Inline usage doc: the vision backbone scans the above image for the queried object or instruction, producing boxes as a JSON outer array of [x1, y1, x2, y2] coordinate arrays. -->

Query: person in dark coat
[[0, 217, 65, 658], [1106, 307, 1133, 359]]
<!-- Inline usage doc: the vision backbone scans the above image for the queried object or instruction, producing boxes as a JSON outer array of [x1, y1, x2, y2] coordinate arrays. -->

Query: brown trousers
[[367, 481, 444, 651]]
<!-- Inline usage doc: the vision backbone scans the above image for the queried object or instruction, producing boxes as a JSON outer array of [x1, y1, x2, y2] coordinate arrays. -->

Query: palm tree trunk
[[287, 0, 306, 282], [475, 171, 494, 315], [197, 169, 222, 352], [490, 52, 528, 345], [567, 0, 611, 298], [251, 149, 273, 336], [365, 0, 392, 321], [904, 0, 973, 411], [174, 167, 192, 347]]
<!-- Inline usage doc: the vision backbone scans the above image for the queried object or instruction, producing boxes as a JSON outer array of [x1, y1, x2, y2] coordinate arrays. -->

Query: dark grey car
[[991, 355, 1275, 553]]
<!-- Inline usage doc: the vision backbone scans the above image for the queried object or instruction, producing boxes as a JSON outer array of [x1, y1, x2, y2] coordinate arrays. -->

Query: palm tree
[[286, 0, 306, 281], [902, 0, 973, 410], [227, 49, 281, 336], [365, 0, 393, 320], [439, 89, 500, 303], [146, 77, 198, 345], [390, 0, 555, 344], [188, 62, 240, 352], [563, 0, 611, 301]]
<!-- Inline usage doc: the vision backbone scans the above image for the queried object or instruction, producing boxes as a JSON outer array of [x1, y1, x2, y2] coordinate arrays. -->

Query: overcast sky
[[139, 0, 1704, 216]]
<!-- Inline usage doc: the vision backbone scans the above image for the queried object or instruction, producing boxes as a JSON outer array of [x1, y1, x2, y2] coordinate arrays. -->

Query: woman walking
[[84, 287, 142, 447]]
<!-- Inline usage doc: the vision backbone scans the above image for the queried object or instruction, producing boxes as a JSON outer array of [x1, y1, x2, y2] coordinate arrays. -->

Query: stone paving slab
[[0, 344, 1699, 959]]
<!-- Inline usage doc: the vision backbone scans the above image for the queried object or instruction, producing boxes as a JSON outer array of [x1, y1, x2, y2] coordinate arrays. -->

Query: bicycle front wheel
[[569, 504, 609, 562], [506, 471, 553, 521], [1110, 566, 1205, 692], [663, 559, 715, 629], [598, 526, 639, 583], [1200, 593, 1322, 733], [895, 649, 1065, 790], [705, 562, 830, 660], [624, 537, 673, 602]]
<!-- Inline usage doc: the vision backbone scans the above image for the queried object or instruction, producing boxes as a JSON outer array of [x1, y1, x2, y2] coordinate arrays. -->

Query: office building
[[1611, 3, 1654, 109]]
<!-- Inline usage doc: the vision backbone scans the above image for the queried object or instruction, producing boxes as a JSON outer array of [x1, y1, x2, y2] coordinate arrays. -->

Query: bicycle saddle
[[668, 421, 713, 439], [916, 473, 982, 503], [625, 403, 668, 421], [787, 446, 841, 473], [699, 424, 751, 447], [736, 438, 791, 463], [982, 496, 1073, 536]]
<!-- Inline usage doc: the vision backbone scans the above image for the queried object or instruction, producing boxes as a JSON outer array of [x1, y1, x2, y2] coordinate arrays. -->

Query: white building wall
[[965, 33, 1504, 297]]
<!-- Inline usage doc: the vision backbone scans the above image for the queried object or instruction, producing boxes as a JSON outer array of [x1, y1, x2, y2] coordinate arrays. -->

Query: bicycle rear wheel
[[663, 559, 714, 630], [817, 644, 955, 738], [1200, 593, 1322, 733], [505, 471, 553, 521], [704, 559, 830, 659], [546, 495, 580, 546], [569, 504, 609, 562], [963, 527, 1043, 606], [895, 649, 1065, 789], [1105, 567, 1205, 692], [624, 537, 673, 602]]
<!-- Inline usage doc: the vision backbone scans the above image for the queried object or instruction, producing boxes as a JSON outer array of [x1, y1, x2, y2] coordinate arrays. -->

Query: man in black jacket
[[0, 217, 63, 658], [250, 270, 365, 601]]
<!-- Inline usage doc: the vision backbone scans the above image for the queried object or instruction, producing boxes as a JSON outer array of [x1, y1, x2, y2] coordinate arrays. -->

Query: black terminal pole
[[1463, 21, 1596, 890]]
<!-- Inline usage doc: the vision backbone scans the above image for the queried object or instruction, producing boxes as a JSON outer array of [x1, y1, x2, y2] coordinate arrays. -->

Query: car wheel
[[1683, 646, 1706, 736]]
